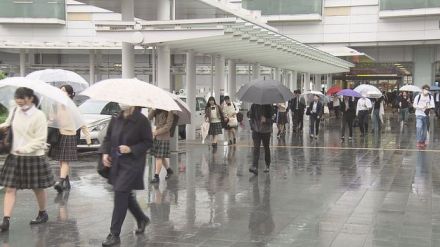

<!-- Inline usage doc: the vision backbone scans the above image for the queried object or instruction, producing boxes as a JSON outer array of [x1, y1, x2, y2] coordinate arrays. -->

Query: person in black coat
[[248, 104, 273, 175], [288, 90, 306, 132], [101, 106, 153, 247], [307, 95, 323, 139], [340, 96, 356, 140]]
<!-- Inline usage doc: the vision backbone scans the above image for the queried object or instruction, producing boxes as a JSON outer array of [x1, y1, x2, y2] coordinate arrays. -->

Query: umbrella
[[326, 86, 342, 96], [236, 79, 293, 104], [300, 91, 329, 104], [168, 93, 191, 125], [336, 89, 362, 98], [26, 69, 89, 92], [0, 77, 85, 130], [80, 78, 180, 112], [354, 84, 382, 98], [430, 85, 440, 91], [400, 85, 421, 92]]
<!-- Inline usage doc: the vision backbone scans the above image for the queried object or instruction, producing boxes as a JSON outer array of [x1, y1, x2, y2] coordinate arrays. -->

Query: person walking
[[205, 96, 224, 149], [51, 85, 91, 193], [288, 90, 305, 133], [308, 95, 323, 139], [399, 92, 411, 125], [356, 93, 372, 137], [332, 95, 341, 119], [340, 96, 355, 141], [371, 96, 384, 134], [413, 85, 435, 148], [434, 91, 440, 118], [222, 96, 239, 145], [276, 102, 288, 138], [148, 109, 175, 184], [101, 105, 153, 246], [0, 87, 55, 232], [248, 104, 273, 175]]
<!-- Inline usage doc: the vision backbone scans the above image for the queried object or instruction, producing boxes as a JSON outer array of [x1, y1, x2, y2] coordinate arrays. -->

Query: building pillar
[[274, 68, 281, 81], [252, 63, 260, 80], [89, 50, 96, 84], [314, 74, 322, 92], [19, 49, 26, 77], [228, 60, 237, 100], [414, 46, 435, 87], [96, 50, 102, 82], [157, 0, 171, 21], [157, 45, 171, 91], [185, 51, 197, 140], [304, 73, 311, 91], [327, 74, 333, 88], [290, 71, 298, 91], [121, 0, 135, 79], [214, 55, 225, 103]]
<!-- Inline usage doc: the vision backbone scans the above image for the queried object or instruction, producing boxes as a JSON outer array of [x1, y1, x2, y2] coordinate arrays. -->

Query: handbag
[[47, 127, 61, 145], [97, 153, 110, 179], [227, 117, 238, 127], [0, 108, 17, 155]]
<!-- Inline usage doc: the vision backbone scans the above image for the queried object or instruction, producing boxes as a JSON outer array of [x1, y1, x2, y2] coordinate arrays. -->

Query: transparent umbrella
[[0, 77, 85, 130], [26, 69, 89, 93]]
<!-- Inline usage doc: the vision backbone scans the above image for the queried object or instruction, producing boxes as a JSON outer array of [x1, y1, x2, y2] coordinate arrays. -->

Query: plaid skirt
[[151, 139, 170, 158], [208, 122, 223, 136], [50, 135, 78, 161], [0, 155, 55, 189]]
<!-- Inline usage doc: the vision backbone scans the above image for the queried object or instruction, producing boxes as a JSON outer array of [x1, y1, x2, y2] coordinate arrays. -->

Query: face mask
[[119, 103, 131, 111], [19, 105, 31, 111]]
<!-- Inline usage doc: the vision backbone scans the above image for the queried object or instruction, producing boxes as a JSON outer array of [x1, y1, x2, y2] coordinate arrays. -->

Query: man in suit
[[308, 94, 323, 139], [288, 90, 306, 132], [340, 96, 356, 141]]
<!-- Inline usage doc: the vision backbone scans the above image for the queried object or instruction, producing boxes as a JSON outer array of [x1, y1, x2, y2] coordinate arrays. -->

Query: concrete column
[[304, 73, 311, 91], [252, 63, 260, 80], [214, 55, 225, 103], [121, 0, 135, 79], [96, 50, 102, 82], [157, 0, 171, 21], [326, 74, 333, 88], [314, 74, 322, 92], [414, 46, 435, 87], [157, 45, 171, 91], [186, 51, 197, 140], [228, 59, 237, 100], [89, 50, 96, 84], [290, 71, 298, 91], [274, 68, 281, 81], [19, 49, 26, 77]]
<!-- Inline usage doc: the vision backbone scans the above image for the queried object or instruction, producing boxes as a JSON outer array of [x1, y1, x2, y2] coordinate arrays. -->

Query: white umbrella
[[168, 93, 191, 125], [300, 90, 329, 104], [400, 85, 421, 92], [80, 78, 180, 112], [26, 69, 89, 92], [354, 84, 382, 98], [0, 77, 85, 130]]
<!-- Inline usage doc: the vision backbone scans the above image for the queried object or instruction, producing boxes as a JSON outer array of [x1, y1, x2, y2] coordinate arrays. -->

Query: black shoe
[[135, 217, 150, 234], [249, 167, 258, 176], [165, 168, 174, 180], [0, 217, 10, 232], [64, 176, 71, 190], [102, 233, 120, 246], [263, 166, 270, 173], [54, 179, 65, 193], [150, 175, 160, 184], [30, 211, 48, 225]]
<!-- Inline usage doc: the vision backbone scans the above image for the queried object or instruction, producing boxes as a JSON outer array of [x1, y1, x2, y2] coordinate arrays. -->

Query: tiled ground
[[0, 113, 440, 246]]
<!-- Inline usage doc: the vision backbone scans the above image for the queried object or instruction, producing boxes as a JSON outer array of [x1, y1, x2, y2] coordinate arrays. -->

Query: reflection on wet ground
[[1, 114, 440, 246]]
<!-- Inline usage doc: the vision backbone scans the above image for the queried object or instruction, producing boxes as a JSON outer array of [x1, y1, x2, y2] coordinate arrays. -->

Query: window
[[0, 0, 66, 23], [380, 0, 440, 11], [242, 0, 323, 15]]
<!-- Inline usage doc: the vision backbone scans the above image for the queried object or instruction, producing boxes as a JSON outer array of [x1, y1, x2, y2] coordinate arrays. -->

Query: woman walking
[[148, 109, 175, 184], [399, 92, 411, 125], [205, 96, 224, 149], [51, 85, 91, 193], [340, 96, 355, 141], [222, 96, 238, 145], [276, 103, 288, 138], [0, 87, 55, 231], [308, 95, 323, 139], [101, 105, 153, 246]]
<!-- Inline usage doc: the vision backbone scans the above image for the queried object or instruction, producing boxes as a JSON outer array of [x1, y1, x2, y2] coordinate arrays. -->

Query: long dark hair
[[15, 87, 39, 106], [206, 96, 217, 111], [60, 85, 75, 99]]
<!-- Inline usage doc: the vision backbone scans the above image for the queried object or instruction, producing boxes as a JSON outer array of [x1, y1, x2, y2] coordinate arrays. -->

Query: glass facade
[[0, 0, 66, 20], [242, 0, 323, 15], [380, 0, 440, 11]]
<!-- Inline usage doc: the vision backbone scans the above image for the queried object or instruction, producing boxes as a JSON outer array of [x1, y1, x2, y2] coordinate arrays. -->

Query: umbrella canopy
[[168, 93, 191, 125], [336, 89, 362, 98], [354, 84, 382, 98], [400, 85, 421, 92], [80, 78, 180, 112], [430, 85, 440, 91], [236, 79, 293, 104], [0, 77, 85, 130], [301, 90, 329, 104], [326, 86, 342, 95], [26, 69, 89, 92]]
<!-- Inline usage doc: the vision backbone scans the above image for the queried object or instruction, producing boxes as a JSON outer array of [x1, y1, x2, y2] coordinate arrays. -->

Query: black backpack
[[169, 114, 180, 138]]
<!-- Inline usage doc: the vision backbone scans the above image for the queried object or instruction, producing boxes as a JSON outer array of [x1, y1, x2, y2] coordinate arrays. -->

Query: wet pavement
[[1, 113, 440, 246]]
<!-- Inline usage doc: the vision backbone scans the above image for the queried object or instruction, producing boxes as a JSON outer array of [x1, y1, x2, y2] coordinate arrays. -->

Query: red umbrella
[[326, 86, 342, 95]]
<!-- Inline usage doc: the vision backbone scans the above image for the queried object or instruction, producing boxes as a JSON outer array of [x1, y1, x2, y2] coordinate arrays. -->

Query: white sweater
[[1, 106, 48, 156]]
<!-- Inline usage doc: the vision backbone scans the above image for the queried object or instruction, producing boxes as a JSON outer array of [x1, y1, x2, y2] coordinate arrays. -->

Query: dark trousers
[[358, 110, 369, 135], [252, 132, 271, 168], [341, 114, 353, 138], [111, 191, 147, 236], [334, 106, 340, 119], [292, 110, 304, 130], [435, 102, 440, 117], [309, 114, 320, 136]]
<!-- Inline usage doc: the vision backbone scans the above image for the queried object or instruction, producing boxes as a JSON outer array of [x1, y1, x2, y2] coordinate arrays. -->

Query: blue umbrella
[[337, 89, 362, 98]]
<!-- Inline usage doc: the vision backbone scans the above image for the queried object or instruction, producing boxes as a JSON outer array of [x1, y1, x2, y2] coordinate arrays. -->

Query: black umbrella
[[237, 79, 294, 104]]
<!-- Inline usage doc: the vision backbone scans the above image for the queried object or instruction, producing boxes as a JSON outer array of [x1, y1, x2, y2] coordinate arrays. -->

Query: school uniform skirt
[[50, 135, 78, 161], [277, 112, 288, 125], [208, 122, 223, 136], [151, 139, 170, 158], [0, 155, 55, 189]]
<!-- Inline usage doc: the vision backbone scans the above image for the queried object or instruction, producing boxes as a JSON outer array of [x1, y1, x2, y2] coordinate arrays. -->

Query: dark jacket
[[308, 101, 323, 118], [288, 96, 306, 112], [340, 99, 356, 120], [249, 104, 273, 133], [101, 109, 153, 192]]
